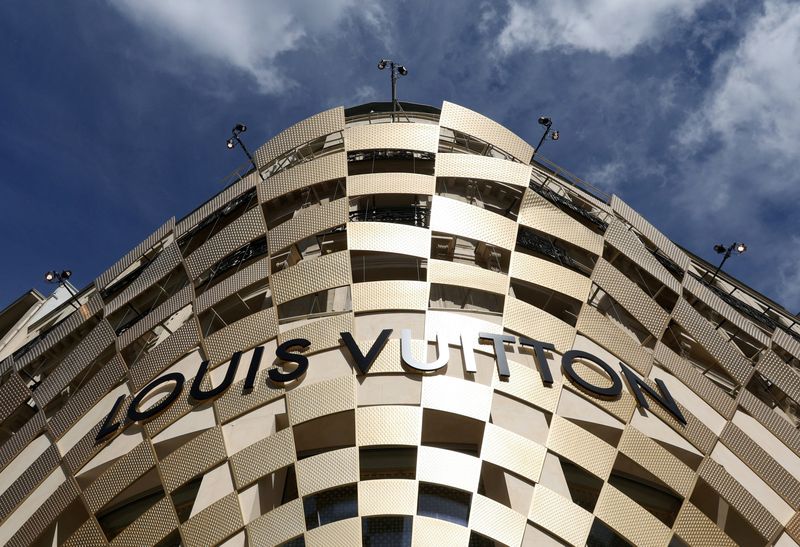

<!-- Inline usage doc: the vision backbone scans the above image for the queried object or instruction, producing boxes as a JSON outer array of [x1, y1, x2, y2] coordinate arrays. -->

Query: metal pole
[[532, 122, 551, 160], [391, 62, 398, 122], [234, 135, 263, 180], [707, 245, 733, 284]]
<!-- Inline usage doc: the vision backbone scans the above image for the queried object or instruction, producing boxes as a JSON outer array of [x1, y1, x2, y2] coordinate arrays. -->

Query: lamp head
[[551, 130, 559, 141], [378, 59, 387, 70], [60, 270, 72, 280], [735, 243, 747, 254], [397, 65, 408, 76], [233, 123, 246, 134], [45, 271, 56, 282], [538, 116, 552, 126], [714, 244, 727, 254], [226, 138, 235, 149]]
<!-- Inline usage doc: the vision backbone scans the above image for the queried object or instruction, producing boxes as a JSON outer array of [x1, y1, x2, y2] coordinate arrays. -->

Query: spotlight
[[708, 241, 749, 283], [226, 138, 235, 149], [533, 116, 558, 159], [736, 243, 747, 254], [714, 244, 727, 254], [60, 270, 72, 280], [378, 59, 387, 70], [234, 123, 247, 134], [551, 130, 559, 141], [397, 65, 408, 76], [44, 271, 56, 282], [538, 117, 551, 126]]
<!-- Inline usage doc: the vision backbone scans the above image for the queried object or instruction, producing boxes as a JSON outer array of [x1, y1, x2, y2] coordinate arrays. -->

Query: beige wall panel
[[546, 415, 616, 480], [348, 221, 430, 258], [673, 502, 736, 547], [268, 197, 347, 253], [417, 446, 481, 492], [62, 518, 108, 547], [421, 374, 493, 422], [604, 219, 681, 294], [576, 305, 653, 376], [348, 172, 435, 196], [428, 259, 508, 295], [610, 194, 690, 271], [286, 375, 356, 425], [528, 485, 593, 547], [229, 428, 296, 489], [653, 342, 736, 419], [159, 426, 227, 492], [305, 517, 361, 547], [295, 446, 358, 496], [719, 422, 800, 507], [359, 479, 417, 516], [215, 370, 285, 424], [0, 444, 60, 522], [481, 423, 546, 483], [699, 457, 782, 540], [737, 390, 800, 458], [671, 299, 752, 385], [254, 106, 344, 167], [412, 515, 471, 547], [185, 206, 266, 280], [271, 250, 351, 304], [683, 275, 770, 345], [278, 312, 353, 354], [594, 483, 672, 547], [362, 338, 406, 375], [469, 493, 527, 547], [177, 175, 257, 237], [96, 217, 175, 289], [352, 280, 429, 313], [246, 498, 305, 546], [518, 192, 603, 255], [196, 256, 269, 313], [435, 152, 532, 188], [592, 259, 669, 337], [204, 307, 278, 366], [106, 243, 183, 315], [84, 441, 156, 513], [786, 511, 800, 544], [109, 497, 179, 547], [345, 123, 439, 153], [260, 151, 347, 203], [0, 372, 30, 424], [430, 196, 517, 249], [440, 101, 533, 162], [181, 491, 243, 547], [504, 296, 576, 354], [5, 475, 77, 547], [492, 360, 561, 414], [618, 426, 694, 497], [510, 253, 591, 302], [129, 317, 200, 391], [356, 405, 422, 446]]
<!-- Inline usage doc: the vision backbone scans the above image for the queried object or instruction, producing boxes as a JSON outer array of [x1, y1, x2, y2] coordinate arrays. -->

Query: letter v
[[341, 329, 392, 374]]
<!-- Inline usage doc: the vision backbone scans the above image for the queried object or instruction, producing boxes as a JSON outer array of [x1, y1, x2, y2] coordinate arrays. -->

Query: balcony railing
[[349, 206, 430, 228]]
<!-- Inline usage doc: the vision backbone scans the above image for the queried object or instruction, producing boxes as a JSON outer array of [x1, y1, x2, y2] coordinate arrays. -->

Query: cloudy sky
[[1, 0, 798, 313]]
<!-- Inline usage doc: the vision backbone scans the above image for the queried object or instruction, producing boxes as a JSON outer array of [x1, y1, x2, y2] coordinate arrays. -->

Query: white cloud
[[109, 0, 386, 93], [497, 0, 708, 57]]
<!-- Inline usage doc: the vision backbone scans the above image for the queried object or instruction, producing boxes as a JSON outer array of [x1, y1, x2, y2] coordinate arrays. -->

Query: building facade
[[1, 101, 800, 546]]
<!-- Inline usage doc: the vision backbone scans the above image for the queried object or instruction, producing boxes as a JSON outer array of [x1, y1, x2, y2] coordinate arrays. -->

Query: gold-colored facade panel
[[576, 305, 653, 376], [416, 445, 481, 492], [260, 151, 347, 203], [229, 428, 296, 489], [268, 197, 347, 253], [428, 259, 508, 295], [504, 296, 576, 354], [435, 152, 532, 187], [492, 360, 561, 414], [96, 217, 175, 289], [546, 415, 616, 480], [510, 253, 591, 302], [430, 195, 517, 249], [440, 101, 533, 162], [84, 441, 156, 513], [737, 389, 800, 458], [673, 502, 737, 547], [481, 423, 546, 483], [352, 280, 429, 313], [562, 362, 637, 423], [528, 485, 593, 547], [286, 374, 356, 425], [106, 243, 183, 315], [618, 426, 695, 497], [254, 106, 344, 168], [518, 191, 603, 255], [296, 446, 359, 496], [347, 172, 435, 196], [108, 496, 179, 547], [215, 369, 285, 424], [358, 479, 418, 516], [196, 255, 269, 313], [757, 350, 800, 407], [180, 491, 243, 547], [469, 493, 527, 547], [594, 483, 672, 547], [412, 515, 471, 547], [62, 518, 108, 547], [786, 510, 800, 544], [421, 374, 493, 422], [278, 312, 353, 354], [271, 250, 351, 304], [176, 175, 256, 238], [247, 499, 306, 546], [204, 307, 278, 366], [348, 221, 430, 258], [356, 405, 422, 446], [345, 123, 439, 153], [305, 517, 362, 547], [159, 426, 226, 492], [773, 328, 800, 361]]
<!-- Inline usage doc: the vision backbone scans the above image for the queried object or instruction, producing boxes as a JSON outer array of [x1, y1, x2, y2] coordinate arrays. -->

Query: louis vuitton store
[[1, 100, 800, 547]]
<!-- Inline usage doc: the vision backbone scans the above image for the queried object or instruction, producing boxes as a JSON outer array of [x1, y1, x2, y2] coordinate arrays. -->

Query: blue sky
[[1, 0, 798, 313]]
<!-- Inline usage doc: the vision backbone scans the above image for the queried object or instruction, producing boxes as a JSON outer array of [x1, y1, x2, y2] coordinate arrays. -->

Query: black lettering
[[518, 338, 555, 384], [127, 372, 185, 422], [341, 329, 392, 374], [243, 346, 265, 391], [619, 363, 687, 424], [95, 394, 125, 442], [268, 338, 311, 383], [479, 333, 516, 378], [561, 350, 622, 397], [190, 353, 241, 401]]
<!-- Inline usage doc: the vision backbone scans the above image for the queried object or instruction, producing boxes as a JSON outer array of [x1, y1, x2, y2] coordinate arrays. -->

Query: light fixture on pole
[[45, 269, 80, 309], [377, 59, 408, 121], [226, 123, 263, 180], [532, 116, 559, 159], [707, 242, 747, 284]]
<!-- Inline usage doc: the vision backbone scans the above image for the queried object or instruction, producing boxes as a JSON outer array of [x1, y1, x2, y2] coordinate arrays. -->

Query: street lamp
[[226, 123, 264, 180], [532, 116, 559, 159], [45, 269, 80, 309], [707, 242, 747, 284], [377, 59, 408, 121]]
